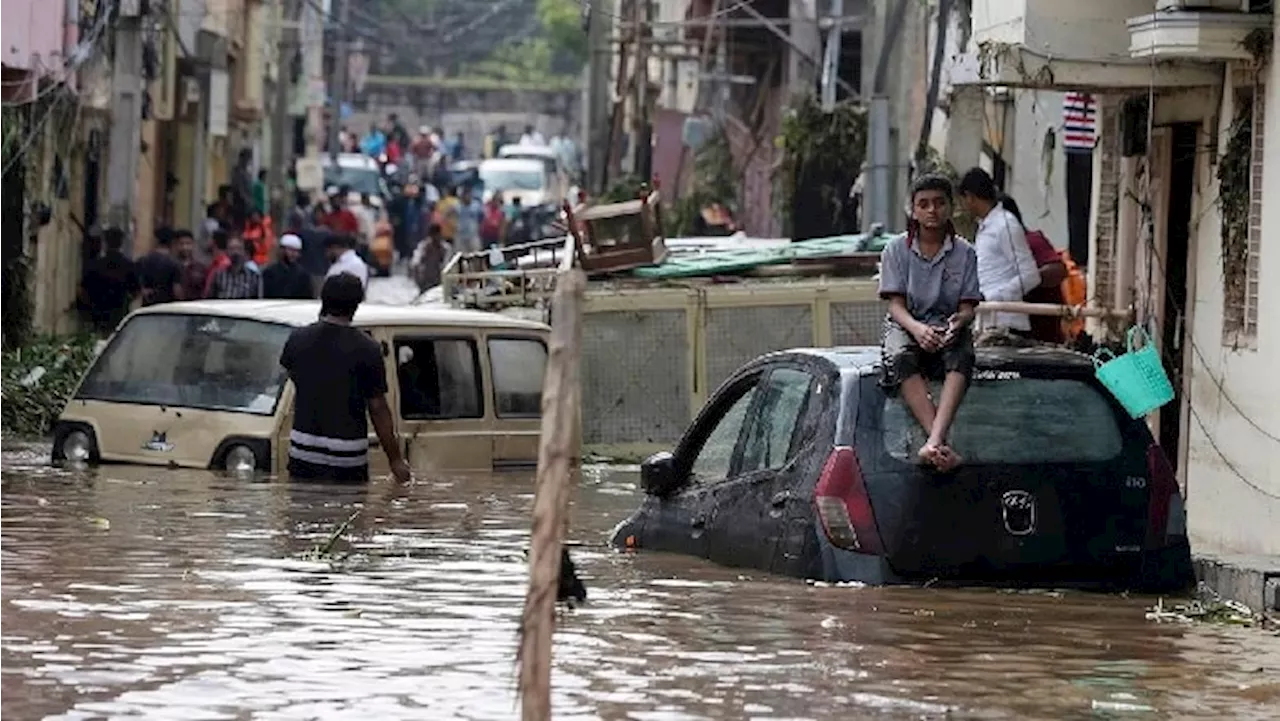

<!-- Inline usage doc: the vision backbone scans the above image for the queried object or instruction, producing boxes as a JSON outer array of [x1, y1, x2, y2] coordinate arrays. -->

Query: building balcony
[[1129, 11, 1273, 61], [949, 0, 1223, 90]]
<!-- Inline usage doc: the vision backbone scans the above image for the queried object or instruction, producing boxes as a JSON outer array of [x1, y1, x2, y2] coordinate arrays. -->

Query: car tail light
[[1145, 443, 1183, 549], [813, 446, 884, 555]]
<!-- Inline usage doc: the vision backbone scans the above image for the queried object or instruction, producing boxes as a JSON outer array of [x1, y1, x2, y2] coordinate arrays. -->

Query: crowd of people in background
[[75, 113, 584, 334]]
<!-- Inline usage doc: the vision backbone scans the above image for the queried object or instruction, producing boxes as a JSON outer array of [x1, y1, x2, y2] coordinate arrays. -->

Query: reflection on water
[[3, 444, 1279, 720]]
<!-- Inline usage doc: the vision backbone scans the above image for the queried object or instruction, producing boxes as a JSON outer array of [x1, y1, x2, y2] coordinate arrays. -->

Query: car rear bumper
[[817, 532, 1195, 592]]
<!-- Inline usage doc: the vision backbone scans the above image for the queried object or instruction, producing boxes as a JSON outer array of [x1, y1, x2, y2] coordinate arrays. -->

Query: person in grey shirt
[[877, 174, 982, 472]]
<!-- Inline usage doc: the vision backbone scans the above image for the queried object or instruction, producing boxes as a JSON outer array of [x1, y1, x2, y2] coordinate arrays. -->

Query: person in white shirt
[[324, 234, 370, 288], [957, 168, 1041, 332], [519, 124, 546, 146]]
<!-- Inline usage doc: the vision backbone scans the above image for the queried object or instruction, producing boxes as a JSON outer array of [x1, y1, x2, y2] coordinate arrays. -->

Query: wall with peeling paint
[[1006, 91, 1070, 249]]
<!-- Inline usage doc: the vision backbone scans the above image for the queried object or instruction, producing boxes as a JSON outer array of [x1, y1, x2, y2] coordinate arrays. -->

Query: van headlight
[[224, 444, 258, 473]]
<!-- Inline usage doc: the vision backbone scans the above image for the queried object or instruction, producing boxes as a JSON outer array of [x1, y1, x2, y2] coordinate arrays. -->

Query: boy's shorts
[[881, 322, 976, 391]]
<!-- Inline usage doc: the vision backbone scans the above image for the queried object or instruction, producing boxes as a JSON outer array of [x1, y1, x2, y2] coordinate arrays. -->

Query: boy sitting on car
[[877, 174, 982, 472]]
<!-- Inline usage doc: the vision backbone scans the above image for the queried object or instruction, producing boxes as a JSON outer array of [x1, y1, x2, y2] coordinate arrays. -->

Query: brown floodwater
[[3, 444, 1279, 721]]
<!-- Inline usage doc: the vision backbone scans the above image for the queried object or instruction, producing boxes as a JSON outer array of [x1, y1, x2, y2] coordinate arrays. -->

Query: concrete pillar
[[944, 85, 984, 172], [105, 12, 145, 253], [790, 0, 821, 100], [1114, 155, 1141, 316]]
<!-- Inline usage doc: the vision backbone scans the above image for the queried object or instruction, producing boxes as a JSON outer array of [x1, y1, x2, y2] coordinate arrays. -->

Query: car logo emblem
[[1001, 490, 1036, 536], [142, 431, 174, 453]]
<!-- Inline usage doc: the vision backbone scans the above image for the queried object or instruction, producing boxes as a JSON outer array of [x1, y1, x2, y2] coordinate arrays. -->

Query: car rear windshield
[[877, 377, 1124, 464], [77, 314, 293, 415]]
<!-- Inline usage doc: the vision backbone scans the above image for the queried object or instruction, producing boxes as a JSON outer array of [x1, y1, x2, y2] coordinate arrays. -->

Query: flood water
[[3, 445, 1280, 720]]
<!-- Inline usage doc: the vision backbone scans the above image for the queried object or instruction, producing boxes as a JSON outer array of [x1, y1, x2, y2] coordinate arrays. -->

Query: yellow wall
[[30, 114, 94, 335], [134, 118, 158, 252], [174, 117, 196, 228]]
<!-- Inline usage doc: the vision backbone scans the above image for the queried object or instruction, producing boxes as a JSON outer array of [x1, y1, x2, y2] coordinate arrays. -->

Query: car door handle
[[770, 491, 793, 508]]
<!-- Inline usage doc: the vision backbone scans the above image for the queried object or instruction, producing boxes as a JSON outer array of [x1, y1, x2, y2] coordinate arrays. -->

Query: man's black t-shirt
[[280, 321, 387, 481], [81, 251, 139, 332], [136, 250, 182, 305]]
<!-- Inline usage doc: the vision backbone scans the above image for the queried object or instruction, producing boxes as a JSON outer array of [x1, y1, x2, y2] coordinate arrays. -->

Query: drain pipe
[[866, 0, 912, 232]]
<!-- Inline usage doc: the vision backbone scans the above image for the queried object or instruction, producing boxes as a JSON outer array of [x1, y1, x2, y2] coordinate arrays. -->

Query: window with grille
[[1223, 69, 1264, 350]]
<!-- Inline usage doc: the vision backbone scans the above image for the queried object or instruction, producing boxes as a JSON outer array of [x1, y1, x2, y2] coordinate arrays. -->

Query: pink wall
[[2, 0, 68, 74]]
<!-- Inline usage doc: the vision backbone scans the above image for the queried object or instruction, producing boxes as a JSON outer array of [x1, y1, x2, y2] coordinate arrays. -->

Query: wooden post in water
[[517, 268, 586, 721]]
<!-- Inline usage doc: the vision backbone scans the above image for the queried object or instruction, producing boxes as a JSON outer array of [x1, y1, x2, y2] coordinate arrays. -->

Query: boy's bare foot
[[933, 445, 963, 472], [917, 443, 942, 467]]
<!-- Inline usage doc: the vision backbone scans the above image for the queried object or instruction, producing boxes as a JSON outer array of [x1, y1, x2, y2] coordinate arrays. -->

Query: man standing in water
[[877, 174, 981, 471], [280, 274, 411, 483]]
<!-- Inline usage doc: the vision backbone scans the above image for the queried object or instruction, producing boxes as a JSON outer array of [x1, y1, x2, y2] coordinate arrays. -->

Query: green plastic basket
[[1093, 326, 1175, 419]]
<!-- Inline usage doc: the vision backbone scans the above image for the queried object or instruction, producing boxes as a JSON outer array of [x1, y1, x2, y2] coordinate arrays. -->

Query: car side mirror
[[640, 451, 678, 496]]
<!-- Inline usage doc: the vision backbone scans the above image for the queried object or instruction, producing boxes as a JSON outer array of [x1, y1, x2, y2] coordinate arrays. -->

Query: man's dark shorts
[[881, 322, 976, 391], [288, 456, 370, 483]]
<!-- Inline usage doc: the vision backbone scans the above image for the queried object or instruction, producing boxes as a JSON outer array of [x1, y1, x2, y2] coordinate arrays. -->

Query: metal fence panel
[[830, 300, 886, 347], [581, 309, 689, 446], [704, 305, 814, 393]]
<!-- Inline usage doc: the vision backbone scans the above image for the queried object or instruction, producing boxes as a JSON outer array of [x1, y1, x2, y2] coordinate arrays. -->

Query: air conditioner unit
[[1155, 0, 1250, 11]]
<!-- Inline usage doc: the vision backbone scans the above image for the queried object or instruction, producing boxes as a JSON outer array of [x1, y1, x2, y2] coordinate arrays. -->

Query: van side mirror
[[640, 451, 679, 496]]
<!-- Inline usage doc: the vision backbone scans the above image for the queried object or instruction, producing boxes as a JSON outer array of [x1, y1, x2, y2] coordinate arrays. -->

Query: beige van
[[52, 300, 553, 475]]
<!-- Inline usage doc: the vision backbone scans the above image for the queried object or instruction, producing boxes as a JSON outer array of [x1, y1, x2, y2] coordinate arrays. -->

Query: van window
[[489, 338, 547, 417], [76, 314, 292, 415], [879, 378, 1124, 464], [395, 338, 483, 419]]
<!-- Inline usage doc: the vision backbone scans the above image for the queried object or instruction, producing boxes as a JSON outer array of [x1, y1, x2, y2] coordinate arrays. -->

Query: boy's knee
[[942, 344, 976, 379]]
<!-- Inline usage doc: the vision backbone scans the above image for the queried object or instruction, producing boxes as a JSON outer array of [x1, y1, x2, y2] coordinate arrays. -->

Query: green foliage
[[669, 129, 737, 236], [1, 335, 100, 438], [2, 105, 34, 351], [776, 95, 866, 237], [467, 38, 557, 83], [600, 174, 647, 203], [537, 0, 589, 67]]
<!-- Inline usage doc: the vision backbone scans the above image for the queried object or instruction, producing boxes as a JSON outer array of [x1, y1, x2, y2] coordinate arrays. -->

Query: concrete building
[[937, 0, 1279, 601], [2, 0, 99, 337], [1, 0, 290, 340]]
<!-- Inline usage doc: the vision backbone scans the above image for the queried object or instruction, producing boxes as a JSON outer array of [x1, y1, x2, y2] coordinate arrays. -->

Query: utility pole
[[633, 0, 651, 180], [106, 0, 145, 254], [820, 0, 843, 110], [585, 0, 613, 195], [867, 0, 910, 232], [292, 0, 326, 196], [326, 0, 351, 163], [270, 0, 299, 226]]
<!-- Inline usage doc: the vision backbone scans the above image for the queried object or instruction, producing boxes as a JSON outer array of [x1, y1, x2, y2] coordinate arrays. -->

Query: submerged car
[[53, 301, 553, 475], [610, 346, 1193, 591]]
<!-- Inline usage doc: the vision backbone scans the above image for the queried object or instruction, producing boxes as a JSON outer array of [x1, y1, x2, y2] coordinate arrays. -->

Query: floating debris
[[301, 509, 361, 562], [1146, 597, 1258, 627]]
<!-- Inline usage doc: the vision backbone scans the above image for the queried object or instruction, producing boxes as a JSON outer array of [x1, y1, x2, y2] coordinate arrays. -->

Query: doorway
[[1158, 123, 1197, 471]]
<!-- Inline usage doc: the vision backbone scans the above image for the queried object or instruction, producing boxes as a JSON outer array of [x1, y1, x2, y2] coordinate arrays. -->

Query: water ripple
[[3, 452, 1279, 720]]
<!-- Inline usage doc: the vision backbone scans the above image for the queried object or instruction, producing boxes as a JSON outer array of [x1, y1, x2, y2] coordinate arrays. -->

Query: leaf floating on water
[[83, 516, 110, 530]]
